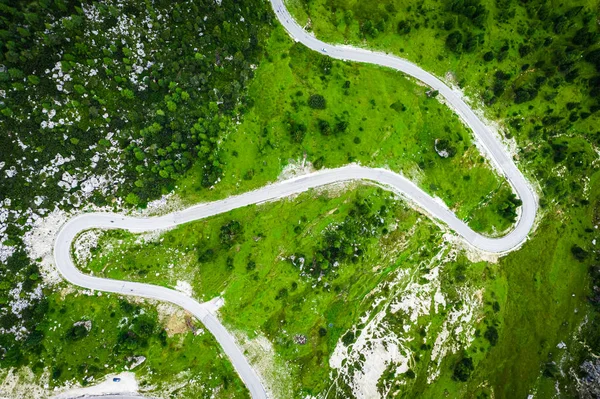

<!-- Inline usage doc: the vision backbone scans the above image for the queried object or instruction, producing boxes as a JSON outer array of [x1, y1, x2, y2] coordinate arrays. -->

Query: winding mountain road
[[53, 1, 537, 398]]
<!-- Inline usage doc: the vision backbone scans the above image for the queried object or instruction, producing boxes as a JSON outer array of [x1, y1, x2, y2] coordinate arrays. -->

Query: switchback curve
[[53, 2, 538, 398]]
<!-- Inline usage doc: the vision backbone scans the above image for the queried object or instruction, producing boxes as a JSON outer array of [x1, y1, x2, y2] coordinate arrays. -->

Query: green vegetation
[[0, 0, 271, 207], [452, 356, 474, 382], [1, 286, 247, 398], [80, 185, 448, 395], [0, 246, 46, 368], [44, 291, 247, 397], [77, 1, 600, 396], [80, 176, 600, 397], [0, 3, 521, 391], [81, 174, 600, 397], [283, 0, 600, 395], [2, 0, 599, 397], [1, 251, 248, 398], [0, 0, 271, 391], [177, 25, 515, 235], [287, 0, 599, 207], [469, 174, 599, 398]]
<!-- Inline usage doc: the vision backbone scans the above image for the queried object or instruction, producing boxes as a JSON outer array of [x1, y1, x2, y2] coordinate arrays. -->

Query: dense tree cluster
[[496, 193, 522, 223], [0, 0, 271, 374], [452, 355, 474, 382], [290, 197, 392, 279], [0, 0, 272, 209]]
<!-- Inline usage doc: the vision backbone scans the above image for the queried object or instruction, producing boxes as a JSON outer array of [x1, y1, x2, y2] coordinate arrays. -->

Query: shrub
[[452, 356, 474, 382], [497, 193, 522, 222], [317, 119, 331, 135], [226, 256, 234, 271], [198, 248, 216, 262], [275, 288, 288, 300], [398, 20, 411, 34], [390, 101, 407, 112], [308, 94, 326, 109], [435, 139, 457, 158], [484, 326, 499, 346], [335, 118, 349, 134], [446, 31, 463, 53], [288, 120, 307, 143], [220, 220, 242, 247], [514, 86, 538, 104], [313, 156, 325, 170], [519, 44, 532, 57], [571, 245, 588, 261], [246, 260, 256, 271], [342, 330, 355, 346], [65, 324, 88, 341]]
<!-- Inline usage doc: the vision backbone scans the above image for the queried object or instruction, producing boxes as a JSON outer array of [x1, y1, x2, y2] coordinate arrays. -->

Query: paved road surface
[[53, 1, 537, 398], [270, 0, 537, 243]]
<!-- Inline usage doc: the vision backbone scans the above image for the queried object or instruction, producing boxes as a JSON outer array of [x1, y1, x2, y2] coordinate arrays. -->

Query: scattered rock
[[434, 139, 456, 158], [293, 334, 307, 345], [174, 280, 193, 297], [126, 356, 146, 370], [578, 359, 600, 399], [73, 320, 92, 332]]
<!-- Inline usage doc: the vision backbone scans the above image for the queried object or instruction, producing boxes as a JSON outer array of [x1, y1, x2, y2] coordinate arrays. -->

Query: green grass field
[[272, 3, 600, 395], [79, 184, 451, 395], [76, 169, 599, 397], [4, 0, 600, 398], [29, 289, 248, 398], [175, 25, 517, 236], [76, 158, 600, 398], [284, 0, 599, 203], [53, 3, 600, 398], [285, 0, 600, 123]]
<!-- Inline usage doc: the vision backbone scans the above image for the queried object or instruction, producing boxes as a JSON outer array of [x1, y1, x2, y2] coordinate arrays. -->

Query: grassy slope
[[77, 173, 600, 398], [1, 0, 525, 396], [73, 6, 600, 397], [368, 174, 598, 399], [38, 290, 248, 398], [81, 184, 446, 395], [285, 0, 599, 122], [480, 173, 600, 398], [1, 2, 513, 395], [280, 0, 600, 396], [29, 1, 600, 398], [284, 0, 599, 207], [176, 25, 517, 235]]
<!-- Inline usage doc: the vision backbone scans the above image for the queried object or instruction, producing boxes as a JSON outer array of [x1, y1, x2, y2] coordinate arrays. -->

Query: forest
[[0, 0, 271, 380]]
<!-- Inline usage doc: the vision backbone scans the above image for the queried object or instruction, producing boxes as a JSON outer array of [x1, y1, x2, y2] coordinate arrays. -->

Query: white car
[[321, 48, 327, 53]]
